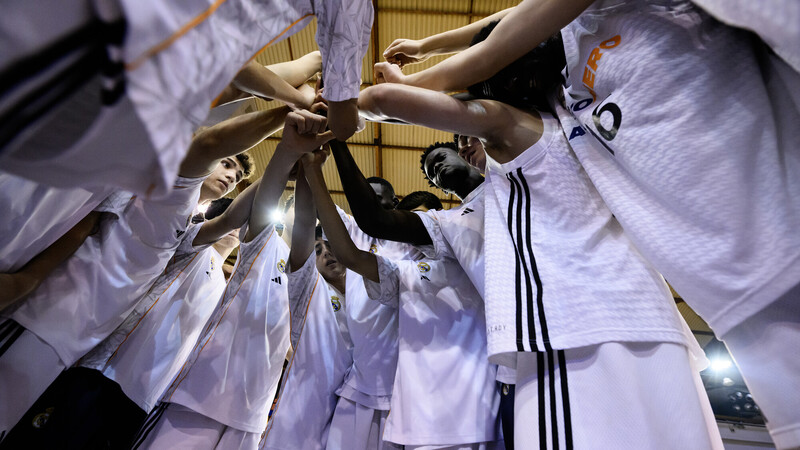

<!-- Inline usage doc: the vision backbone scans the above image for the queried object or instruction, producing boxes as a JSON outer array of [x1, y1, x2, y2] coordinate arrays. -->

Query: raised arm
[[329, 140, 431, 246], [179, 106, 290, 178], [374, 0, 592, 92], [383, 7, 512, 66], [304, 150, 379, 282], [0, 211, 102, 310], [288, 166, 316, 273], [248, 110, 334, 242], [192, 177, 261, 247], [232, 61, 314, 109]]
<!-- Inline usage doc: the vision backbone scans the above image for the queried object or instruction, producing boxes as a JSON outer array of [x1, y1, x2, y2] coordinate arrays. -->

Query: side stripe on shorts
[[536, 350, 574, 449], [0, 320, 25, 359]]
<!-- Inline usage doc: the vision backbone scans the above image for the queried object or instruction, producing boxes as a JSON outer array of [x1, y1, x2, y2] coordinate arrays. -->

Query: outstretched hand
[[383, 38, 427, 67], [373, 62, 405, 85]]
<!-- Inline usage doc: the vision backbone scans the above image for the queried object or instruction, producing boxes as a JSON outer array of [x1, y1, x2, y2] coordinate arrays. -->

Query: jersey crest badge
[[277, 259, 286, 273], [210, 256, 216, 272], [369, 244, 378, 254], [417, 262, 431, 273], [330, 296, 341, 311]]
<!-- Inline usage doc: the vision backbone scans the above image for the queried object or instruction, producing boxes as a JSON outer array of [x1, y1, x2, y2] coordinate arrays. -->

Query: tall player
[[379, 3, 800, 447], [133, 109, 333, 449], [357, 24, 723, 447]]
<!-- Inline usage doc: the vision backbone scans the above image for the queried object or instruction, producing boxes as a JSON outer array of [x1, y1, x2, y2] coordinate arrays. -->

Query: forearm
[[248, 148, 298, 238], [403, 0, 590, 92], [421, 7, 514, 56], [306, 165, 378, 281], [266, 51, 322, 88], [329, 140, 432, 245], [233, 61, 310, 108], [193, 179, 261, 246], [288, 172, 316, 272], [181, 107, 290, 178]]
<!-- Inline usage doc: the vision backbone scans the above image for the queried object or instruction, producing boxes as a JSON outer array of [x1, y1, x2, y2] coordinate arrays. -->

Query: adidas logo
[[461, 208, 474, 216], [271, 277, 282, 285], [176, 229, 185, 239], [420, 275, 430, 282]]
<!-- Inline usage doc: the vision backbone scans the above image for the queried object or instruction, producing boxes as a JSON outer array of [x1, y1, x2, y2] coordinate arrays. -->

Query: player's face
[[423, 147, 472, 192], [457, 135, 486, 173], [369, 183, 398, 210], [204, 158, 245, 199], [315, 238, 346, 282]]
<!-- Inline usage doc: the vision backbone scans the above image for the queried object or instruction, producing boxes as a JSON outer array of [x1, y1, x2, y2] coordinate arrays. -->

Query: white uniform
[[415, 185, 486, 298], [365, 255, 501, 447], [261, 253, 354, 450], [0, 173, 108, 273], [79, 234, 226, 413], [689, 0, 800, 73], [150, 224, 290, 442], [0, 176, 203, 433], [556, 2, 800, 446], [440, 109, 717, 447], [1, 0, 373, 197]]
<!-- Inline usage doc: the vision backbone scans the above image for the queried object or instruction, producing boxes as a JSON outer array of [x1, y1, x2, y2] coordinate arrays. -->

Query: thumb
[[315, 130, 336, 145]]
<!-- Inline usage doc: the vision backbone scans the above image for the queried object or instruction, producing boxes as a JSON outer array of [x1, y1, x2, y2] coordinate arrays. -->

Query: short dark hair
[[365, 176, 395, 195], [397, 191, 443, 211], [467, 21, 565, 112], [315, 224, 324, 241], [235, 152, 254, 179], [192, 197, 232, 223], [419, 141, 458, 188]]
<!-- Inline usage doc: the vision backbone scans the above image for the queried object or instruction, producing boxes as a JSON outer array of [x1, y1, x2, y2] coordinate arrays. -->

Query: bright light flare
[[197, 203, 210, 214], [710, 358, 733, 372], [270, 208, 284, 224]]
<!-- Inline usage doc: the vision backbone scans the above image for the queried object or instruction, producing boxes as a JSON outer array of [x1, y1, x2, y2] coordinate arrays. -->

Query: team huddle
[[1, 0, 799, 449]]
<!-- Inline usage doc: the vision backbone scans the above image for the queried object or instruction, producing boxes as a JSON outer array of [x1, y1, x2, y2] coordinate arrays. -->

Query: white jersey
[[261, 254, 354, 450], [365, 255, 500, 446], [163, 224, 290, 434], [690, 0, 800, 73], [336, 207, 401, 405], [79, 234, 226, 413], [558, 0, 800, 336], [4, 176, 204, 366], [482, 112, 690, 366], [415, 184, 486, 297], [0, 173, 108, 273]]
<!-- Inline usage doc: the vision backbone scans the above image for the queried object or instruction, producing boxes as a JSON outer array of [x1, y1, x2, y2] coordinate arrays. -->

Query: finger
[[315, 130, 336, 146]]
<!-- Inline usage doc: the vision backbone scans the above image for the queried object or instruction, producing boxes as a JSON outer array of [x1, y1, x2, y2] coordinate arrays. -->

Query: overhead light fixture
[[710, 358, 733, 372]]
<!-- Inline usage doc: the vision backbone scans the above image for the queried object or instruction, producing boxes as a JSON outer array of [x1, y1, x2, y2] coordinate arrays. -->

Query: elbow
[[358, 85, 395, 117]]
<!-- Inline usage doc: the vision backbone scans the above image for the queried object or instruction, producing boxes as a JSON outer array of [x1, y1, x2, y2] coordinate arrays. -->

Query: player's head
[[205, 198, 240, 251], [366, 176, 399, 209], [314, 225, 346, 283], [201, 153, 254, 201], [420, 141, 481, 195], [454, 134, 487, 172], [396, 191, 443, 212], [467, 20, 565, 113]]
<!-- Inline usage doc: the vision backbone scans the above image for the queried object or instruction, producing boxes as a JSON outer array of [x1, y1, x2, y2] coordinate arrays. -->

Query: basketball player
[[133, 109, 333, 449]]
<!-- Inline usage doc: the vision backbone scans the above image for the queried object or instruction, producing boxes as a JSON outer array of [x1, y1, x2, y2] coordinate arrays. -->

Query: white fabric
[[482, 112, 690, 366], [137, 403, 258, 450], [5, 176, 203, 366], [364, 256, 501, 446], [326, 396, 389, 450], [513, 343, 722, 449], [165, 225, 290, 434], [0, 325, 66, 438], [261, 254, 354, 450], [415, 184, 485, 297], [335, 207, 401, 404], [721, 282, 800, 450], [689, 0, 800, 72], [79, 240, 226, 413], [557, 0, 800, 337], [0, 173, 108, 273]]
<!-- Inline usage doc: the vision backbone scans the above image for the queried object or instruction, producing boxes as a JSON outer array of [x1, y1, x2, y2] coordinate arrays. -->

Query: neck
[[325, 274, 346, 294], [212, 241, 236, 260], [453, 175, 484, 201]]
